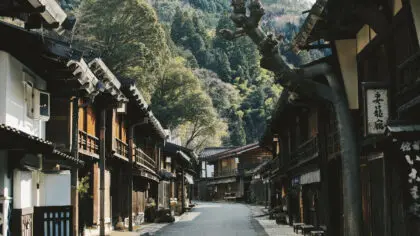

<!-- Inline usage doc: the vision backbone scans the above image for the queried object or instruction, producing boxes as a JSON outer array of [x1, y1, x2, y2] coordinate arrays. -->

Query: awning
[[300, 169, 321, 185], [133, 168, 159, 183], [0, 124, 83, 167], [207, 177, 236, 186], [177, 150, 191, 163], [386, 123, 420, 134], [158, 169, 176, 181], [185, 173, 194, 184]]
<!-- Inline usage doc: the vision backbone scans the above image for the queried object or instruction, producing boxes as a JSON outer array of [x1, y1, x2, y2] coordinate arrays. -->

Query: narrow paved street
[[155, 202, 267, 236]]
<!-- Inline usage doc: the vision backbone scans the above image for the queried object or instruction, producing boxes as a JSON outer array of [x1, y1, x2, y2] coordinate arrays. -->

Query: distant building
[[198, 143, 271, 201]]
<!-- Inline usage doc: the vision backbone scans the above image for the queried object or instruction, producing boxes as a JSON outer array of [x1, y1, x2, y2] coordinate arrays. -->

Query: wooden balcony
[[395, 50, 420, 109], [214, 169, 238, 178], [115, 138, 128, 160], [291, 136, 319, 161], [135, 147, 156, 171], [78, 130, 99, 158], [327, 131, 340, 158]]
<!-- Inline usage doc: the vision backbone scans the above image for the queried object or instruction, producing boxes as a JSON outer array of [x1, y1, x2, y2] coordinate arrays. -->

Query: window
[[23, 72, 50, 121], [24, 81, 34, 118], [39, 91, 50, 118]]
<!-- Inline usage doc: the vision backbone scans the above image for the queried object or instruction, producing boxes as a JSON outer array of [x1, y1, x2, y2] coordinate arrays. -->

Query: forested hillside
[[59, 0, 324, 151]]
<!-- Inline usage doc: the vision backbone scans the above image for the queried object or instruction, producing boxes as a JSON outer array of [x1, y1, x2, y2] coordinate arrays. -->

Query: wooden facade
[[201, 144, 271, 201], [262, 0, 420, 235]]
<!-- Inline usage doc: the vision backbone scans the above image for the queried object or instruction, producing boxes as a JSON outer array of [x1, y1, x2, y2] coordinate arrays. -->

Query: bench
[[310, 230, 325, 236], [223, 192, 236, 201], [301, 225, 315, 235], [293, 223, 305, 233], [274, 212, 289, 225]]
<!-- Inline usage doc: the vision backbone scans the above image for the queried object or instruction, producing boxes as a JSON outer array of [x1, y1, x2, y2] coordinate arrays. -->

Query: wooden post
[[70, 97, 79, 236], [99, 109, 106, 236], [181, 169, 185, 213], [128, 125, 134, 231]]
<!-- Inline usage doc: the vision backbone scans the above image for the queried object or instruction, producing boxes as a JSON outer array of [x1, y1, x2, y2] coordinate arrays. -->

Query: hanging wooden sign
[[362, 82, 389, 136]]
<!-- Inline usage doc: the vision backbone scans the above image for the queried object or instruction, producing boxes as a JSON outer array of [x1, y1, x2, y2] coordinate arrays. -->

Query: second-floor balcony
[[396, 50, 420, 109], [135, 147, 156, 171], [213, 169, 238, 178], [291, 136, 319, 161], [78, 130, 99, 158], [115, 138, 128, 159]]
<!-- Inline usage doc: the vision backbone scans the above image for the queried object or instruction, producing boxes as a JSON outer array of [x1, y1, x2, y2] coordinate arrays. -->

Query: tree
[[74, 0, 170, 99], [194, 69, 241, 117], [151, 58, 228, 152]]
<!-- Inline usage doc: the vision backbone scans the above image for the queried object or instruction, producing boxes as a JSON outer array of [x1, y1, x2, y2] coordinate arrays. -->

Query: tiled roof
[[199, 147, 235, 159], [201, 143, 260, 161], [0, 124, 83, 166], [0, 124, 53, 146]]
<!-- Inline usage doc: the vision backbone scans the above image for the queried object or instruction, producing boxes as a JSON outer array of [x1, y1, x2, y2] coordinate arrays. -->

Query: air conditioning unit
[[24, 81, 50, 121]]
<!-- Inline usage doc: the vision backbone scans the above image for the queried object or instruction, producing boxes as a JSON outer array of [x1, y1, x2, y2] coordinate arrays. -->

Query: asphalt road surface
[[155, 202, 268, 236]]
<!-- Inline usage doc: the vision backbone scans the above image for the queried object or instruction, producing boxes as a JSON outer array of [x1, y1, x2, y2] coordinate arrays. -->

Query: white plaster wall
[[13, 170, 33, 209], [411, 0, 420, 47], [335, 39, 359, 110], [0, 51, 46, 139], [0, 151, 11, 236], [0, 52, 7, 124], [0, 151, 11, 199], [38, 171, 71, 206]]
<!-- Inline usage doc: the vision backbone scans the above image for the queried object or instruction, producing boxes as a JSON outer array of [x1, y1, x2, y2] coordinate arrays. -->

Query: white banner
[[300, 169, 321, 185]]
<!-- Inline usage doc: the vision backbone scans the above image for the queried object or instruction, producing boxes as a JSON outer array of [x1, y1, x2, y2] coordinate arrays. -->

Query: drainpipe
[[127, 118, 149, 231], [99, 109, 106, 236], [71, 97, 79, 236], [224, 2, 362, 235]]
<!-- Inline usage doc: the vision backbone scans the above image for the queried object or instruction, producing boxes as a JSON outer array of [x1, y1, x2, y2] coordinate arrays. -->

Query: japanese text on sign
[[366, 89, 389, 135]]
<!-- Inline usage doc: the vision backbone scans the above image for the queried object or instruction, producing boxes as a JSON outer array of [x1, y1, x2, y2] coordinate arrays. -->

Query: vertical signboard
[[362, 83, 389, 136]]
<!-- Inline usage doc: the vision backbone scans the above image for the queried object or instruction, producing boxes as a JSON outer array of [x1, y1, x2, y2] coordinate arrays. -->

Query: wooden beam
[[299, 44, 331, 50]]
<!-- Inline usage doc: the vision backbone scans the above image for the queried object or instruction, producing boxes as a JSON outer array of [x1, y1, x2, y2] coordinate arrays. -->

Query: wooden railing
[[291, 136, 319, 161], [33, 206, 73, 236], [395, 50, 420, 108], [78, 130, 99, 156], [135, 147, 156, 170], [115, 138, 128, 158], [327, 131, 340, 157], [214, 169, 238, 177]]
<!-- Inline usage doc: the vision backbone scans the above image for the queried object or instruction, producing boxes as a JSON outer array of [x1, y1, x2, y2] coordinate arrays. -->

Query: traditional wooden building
[[162, 142, 196, 215], [261, 0, 420, 235], [200, 143, 271, 201], [0, 0, 74, 29], [119, 78, 167, 228], [0, 21, 93, 236]]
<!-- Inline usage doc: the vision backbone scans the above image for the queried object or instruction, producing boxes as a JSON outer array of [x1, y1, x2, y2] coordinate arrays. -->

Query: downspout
[[224, 1, 362, 235], [99, 109, 106, 236], [127, 118, 149, 231], [70, 97, 79, 236]]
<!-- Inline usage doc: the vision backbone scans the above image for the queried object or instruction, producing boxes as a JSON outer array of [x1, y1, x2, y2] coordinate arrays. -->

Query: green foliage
[[78, 175, 90, 199], [151, 58, 228, 150], [74, 0, 170, 100], [70, 0, 322, 149]]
